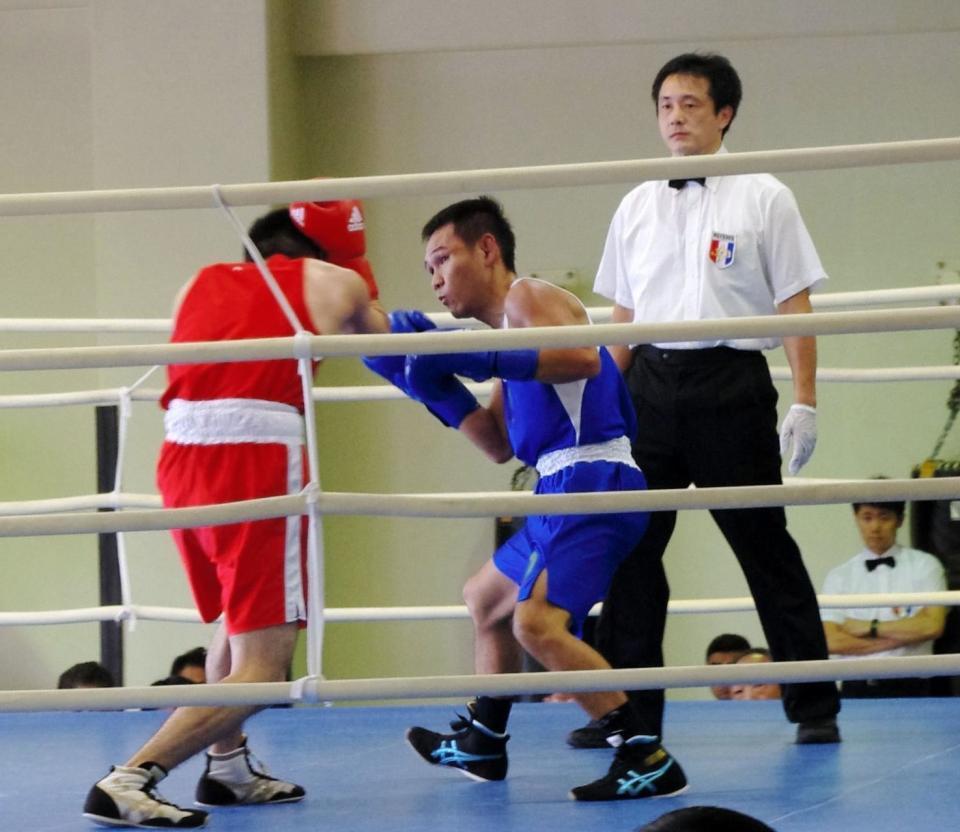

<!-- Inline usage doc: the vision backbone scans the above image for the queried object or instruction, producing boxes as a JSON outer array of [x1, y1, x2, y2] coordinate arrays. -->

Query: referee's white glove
[[779, 404, 817, 475]]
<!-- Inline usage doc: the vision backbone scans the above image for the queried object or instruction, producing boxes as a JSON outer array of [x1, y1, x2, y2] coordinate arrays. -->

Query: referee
[[572, 51, 841, 749]]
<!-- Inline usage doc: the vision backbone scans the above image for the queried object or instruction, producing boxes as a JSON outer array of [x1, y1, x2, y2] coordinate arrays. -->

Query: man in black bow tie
[[583, 51, 840, 753], [820, 495, 947, 697]]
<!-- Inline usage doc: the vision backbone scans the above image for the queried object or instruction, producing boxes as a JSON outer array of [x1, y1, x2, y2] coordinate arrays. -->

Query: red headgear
[[289, 199, 378, 300]]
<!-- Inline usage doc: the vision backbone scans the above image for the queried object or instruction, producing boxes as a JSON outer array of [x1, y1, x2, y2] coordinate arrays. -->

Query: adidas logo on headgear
[[348, 205, 365, 232], [290, 205, 305, 226]]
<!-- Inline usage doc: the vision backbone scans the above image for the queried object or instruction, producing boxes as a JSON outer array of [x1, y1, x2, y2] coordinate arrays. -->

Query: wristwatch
[[869, 619, 879, 638]]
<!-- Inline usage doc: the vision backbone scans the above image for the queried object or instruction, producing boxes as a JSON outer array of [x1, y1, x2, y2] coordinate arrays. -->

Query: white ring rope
[[0, 477, 852, 516], [113, 387, 136, 628], [1, 477, 959, 537], [4, 652, 960, 713], [1, 305, 959, 373], [320, 592, 960, 616], [321, 368, 960, 393], [435, 284, 960, 323], [0, 318, 170, 334], [0, 493, 161, 517], [110, 368, 163, 633], [0, 388, 165, 409], [809, 284, 960, 310], [4, 281, 959, 335], [2, 591, 960, 629], [3, 361, 960, 413], [0, 137, 957, 218], [211, 185, 307, 333], [774, 367, 960, 382], [0, 494, 304, 537], [0, 606, 204, 626]]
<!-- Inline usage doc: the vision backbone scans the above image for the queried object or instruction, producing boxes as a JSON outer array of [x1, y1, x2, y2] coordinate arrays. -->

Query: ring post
[[95, 405, 123, 685]]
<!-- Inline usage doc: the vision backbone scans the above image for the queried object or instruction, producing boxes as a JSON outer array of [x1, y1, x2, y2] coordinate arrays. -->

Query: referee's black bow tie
[[668, 177, 706, 189], [865, 556, 896, 571]]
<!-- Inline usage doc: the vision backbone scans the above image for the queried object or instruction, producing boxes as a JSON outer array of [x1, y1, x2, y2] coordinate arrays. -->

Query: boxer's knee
[[464, 567, 515, 631], [512, 596, 568, 659]]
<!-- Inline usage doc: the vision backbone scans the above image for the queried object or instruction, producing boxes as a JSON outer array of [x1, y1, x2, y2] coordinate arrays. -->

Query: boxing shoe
[[569, 737, 687, 801], [83, 764, 208, 828], [566, 717, 613, 749], [194, 738, 305, 807], [796, 716, 841, 744], [406, 716, 509, 782]]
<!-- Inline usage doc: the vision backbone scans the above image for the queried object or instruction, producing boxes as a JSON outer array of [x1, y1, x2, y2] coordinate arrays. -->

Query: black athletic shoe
[[569, 739, 688, 801], [406, 718, 509, 782], [84, 765, 208, 828], [566, 717, 611, 749], [796, 717, 841, 745]]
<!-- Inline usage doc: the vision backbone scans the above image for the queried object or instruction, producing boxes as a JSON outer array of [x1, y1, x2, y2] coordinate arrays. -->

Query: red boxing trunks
[[157, 399, 308, 635]]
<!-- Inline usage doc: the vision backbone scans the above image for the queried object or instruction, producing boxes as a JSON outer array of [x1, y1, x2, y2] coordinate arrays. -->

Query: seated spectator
[[730, 648, 781, 700], [705, 633, 751, 700], [150, 675, 195, 687], [58, 661, 115, 690], [821, 493, 947, 698], [145, 674, 196, 710], [637, 805, 775, 831], [168, 646, 207, 684]]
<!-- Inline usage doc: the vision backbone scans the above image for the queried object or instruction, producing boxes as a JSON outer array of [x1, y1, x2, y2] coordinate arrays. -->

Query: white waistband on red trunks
[[535, 435, 638, 479], [164, 398, 305, 445]]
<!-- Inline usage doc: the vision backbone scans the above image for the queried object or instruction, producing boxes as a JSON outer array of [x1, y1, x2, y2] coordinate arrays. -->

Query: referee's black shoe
[[566, 716, 622, 749], [796, 716, 841, 744]]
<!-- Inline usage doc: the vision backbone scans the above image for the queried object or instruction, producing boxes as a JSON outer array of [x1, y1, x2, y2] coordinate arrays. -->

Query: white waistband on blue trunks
[[164, 398, 305, 446], [535, 435, 638, 479]]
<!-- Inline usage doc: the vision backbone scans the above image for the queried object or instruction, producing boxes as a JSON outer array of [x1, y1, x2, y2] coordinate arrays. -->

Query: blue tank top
[[503, 345, 637, 467]]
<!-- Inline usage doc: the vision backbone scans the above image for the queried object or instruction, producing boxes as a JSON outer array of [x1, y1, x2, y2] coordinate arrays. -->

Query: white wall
[[0, 1, 100, 691], [0, 0, 271, 689]]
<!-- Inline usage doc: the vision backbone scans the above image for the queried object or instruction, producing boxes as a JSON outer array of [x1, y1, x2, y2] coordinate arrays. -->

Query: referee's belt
[[637, 345, 763, 366]]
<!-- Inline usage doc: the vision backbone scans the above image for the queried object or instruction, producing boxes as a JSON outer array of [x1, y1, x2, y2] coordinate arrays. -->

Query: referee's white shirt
[[594, 147, 828, 351], [820, 544, 947, 660]]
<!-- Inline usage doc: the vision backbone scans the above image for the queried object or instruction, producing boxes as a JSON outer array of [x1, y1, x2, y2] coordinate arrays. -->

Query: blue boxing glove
[[388, 309, 437, 334], [362, 310, 478, 427], [404, 353, 482, 428], [361, 309, 438, 389], [408, 346, 539, 383]]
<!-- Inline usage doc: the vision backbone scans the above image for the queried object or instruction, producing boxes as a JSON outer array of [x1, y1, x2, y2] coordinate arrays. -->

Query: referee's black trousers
[[594, 345, 840, 737]]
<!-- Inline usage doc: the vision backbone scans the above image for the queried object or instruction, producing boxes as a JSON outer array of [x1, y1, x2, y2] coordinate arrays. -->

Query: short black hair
[[637, 805, 775, 832], [57, 661, 115, 690], [151, 675, 196, 686], [852, 500, 906, 520], [421, 195, 517, 273], [705, 633, 751, 659], [852, 475, 905, 520], [651, 52, 742, 137], [170, 646, 207, 677], [246, 208, 326, 261]]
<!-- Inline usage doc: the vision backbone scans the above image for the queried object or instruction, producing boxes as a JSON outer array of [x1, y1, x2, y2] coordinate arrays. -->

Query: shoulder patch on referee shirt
[[708, 232, 736, 269]]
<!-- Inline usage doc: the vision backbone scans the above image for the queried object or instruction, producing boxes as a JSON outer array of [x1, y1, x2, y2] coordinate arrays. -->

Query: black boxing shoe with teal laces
[[569, 737, 688, 801], [406, 716, 509, 782]]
